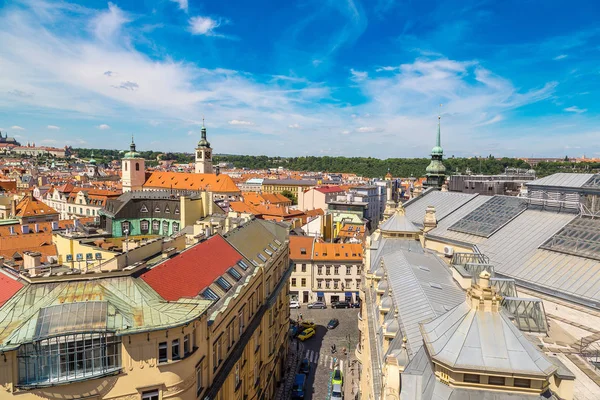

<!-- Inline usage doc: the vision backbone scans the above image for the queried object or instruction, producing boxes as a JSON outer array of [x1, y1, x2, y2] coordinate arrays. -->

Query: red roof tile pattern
[[15, 195, 59, 218], [314, 186, 345, 194], [144, 172, 240, 193], [0, 272, 23, 306], [140, 235, 243, 301]]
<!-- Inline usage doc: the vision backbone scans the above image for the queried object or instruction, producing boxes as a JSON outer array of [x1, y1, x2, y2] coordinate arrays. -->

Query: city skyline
[[0, 0, 599, 158]]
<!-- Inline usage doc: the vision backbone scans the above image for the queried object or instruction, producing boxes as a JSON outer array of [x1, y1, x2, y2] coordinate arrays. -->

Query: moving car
[[300, 321, 316, 330], [332, 301, 350, 309], [332, 369, 343, 386], [307, 301, 326, 309], [290, 301, 301, 309], [300, 358, 311, 374], [327, 318, 339, 329], [292, 373, 306, 399], [331, 383, 343, 400], [297, 327, 316, 341]]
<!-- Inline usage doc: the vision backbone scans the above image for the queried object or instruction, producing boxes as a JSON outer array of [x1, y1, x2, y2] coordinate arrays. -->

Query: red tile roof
[[314, 186, 345, 194], [0, 272, 24, 306], [140, 235, 243, 301]]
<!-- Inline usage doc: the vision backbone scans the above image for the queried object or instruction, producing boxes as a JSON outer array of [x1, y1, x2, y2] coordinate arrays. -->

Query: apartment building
[[289, 236, 363, 305], [0, 218, 291, 400]]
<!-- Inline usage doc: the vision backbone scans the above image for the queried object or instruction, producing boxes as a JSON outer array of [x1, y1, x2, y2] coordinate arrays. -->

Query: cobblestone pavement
[[290, 307, 360, 400], [274, 340, 304, 400]]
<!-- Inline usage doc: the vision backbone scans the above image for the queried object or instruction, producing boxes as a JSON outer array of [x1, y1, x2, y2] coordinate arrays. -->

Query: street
[[290, 307, 360, 400]]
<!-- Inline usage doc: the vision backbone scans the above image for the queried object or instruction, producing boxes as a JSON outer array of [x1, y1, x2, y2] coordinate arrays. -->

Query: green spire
[[198, 117, 211, 148], [431, 112, 443, 156], [123, 135, 140, 158], [89, 151, 96, 165]]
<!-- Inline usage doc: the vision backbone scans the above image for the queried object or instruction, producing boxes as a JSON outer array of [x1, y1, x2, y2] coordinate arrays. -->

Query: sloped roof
[[140, 235, 243, 301], [0, 272, 23, 306], [404, 191, 479, 227], [144, 171, 240, 193], [313, 242, 362, 261], [526, 173, 594, 189], [15, 195, 59, 218], [420, 302, 556, 376], [289, 236, 314, 260], [380, 209, 420, 233], [224, 219, 288, 265]]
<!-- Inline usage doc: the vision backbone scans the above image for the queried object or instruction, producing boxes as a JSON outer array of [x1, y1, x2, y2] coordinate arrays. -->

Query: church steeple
[[424, 107, 446, 189], [195, 118, 214, 174]]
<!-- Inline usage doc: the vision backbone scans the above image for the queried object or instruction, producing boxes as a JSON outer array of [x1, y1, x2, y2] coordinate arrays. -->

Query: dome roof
[[380, 296, 393, 312], [431, 145, 443, 156], [376, 279, 388, 293], [385, 319, 399, 336], [374, 266, 385, 279], [426, 159, 446, 174]]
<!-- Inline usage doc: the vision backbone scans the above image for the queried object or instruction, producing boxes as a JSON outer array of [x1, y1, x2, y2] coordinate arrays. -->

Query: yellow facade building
[[0, 218, 290, 400]]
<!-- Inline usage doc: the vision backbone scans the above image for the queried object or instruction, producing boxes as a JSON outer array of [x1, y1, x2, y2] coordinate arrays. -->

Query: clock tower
[[122, 136, 145, 192], [195, 119, 213, 174]]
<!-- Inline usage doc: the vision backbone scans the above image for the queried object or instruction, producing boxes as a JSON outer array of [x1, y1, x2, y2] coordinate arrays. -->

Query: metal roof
[[420, 302, 556, 376], [379, 210, 420, 233], [0, 277, 211, 350], [404, 191, 479, 227], [525, 173, 594, 189]]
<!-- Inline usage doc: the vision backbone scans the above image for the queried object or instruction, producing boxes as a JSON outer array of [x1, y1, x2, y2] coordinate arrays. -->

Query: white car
[[331, 383, 343, 400], [290, 301, 301, 309]]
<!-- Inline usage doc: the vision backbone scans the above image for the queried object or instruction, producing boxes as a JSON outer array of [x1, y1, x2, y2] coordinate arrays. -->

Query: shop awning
[[317, 291, 325, 297], [345, 292, 353, 297]]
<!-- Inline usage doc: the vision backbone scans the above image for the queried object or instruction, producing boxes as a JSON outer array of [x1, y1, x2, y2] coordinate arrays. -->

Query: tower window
[[124, 163, 127, 171], [136, 163, 140, 171]]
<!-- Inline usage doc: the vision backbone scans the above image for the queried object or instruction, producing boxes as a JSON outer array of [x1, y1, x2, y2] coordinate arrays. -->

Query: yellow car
[[300, 321, 316, 330], [297, 328, 316, 341]]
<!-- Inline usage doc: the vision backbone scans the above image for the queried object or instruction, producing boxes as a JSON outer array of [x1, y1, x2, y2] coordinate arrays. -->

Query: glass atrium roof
[[448, 196, 528, 238], [540, 217, 600, 261], [35, 301, 108, 339], [583, 174, 600, 188]]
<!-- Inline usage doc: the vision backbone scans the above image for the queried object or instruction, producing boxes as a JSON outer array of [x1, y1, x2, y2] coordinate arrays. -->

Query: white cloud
[[92, 2, 129, 43], [564, 106, 587, 114], [477, 115, 503, 126], [47, 125, 60, 130], [553, 54, 568, 60], [350, 68, 368, 81], [97, 124, 111, 130], [228, 119, 254, 126], [10, 125, 25, 131], [375, 66, 399, 72], [357, 126, 376, 132], [288, 123, 300, 129], [189, 16, 220, 36], [170, 0, 188, 12], [341, 130, 351, 134]]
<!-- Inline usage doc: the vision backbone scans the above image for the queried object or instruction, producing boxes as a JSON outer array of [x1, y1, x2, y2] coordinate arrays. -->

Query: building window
[[300, 247, 306, 255], [202, 288, 220, 300], [124, 163, 127, 171], [346, 266, 352, 275], [301, 264, 306, 272], [326, 266, 331, 275], [172, 222, 179, 232], [514, 378, 531, 388], [216, 277, 232, 291], [239, 310, 244, 336], [318, 266, 323, 275], [345, 279, 352, 288], [213, 342, 219, 369], [121, 221, 130, 235], [334, 266, 339, 275], [184, 334, 190, 355], [317, 280, 322, 289], [291, 278, 297, 287], [333, 280, 339, 289], [152, 220, 160, 233], [356, 279, 361, 288], [464, 374, 480, 383], [141, 390, 159, 400], [172, 339, 180, 360], [162, 220, 169, 235], [196, 364, 203, 395], [301, 278, 306, 286], [488, 376, 505, 386], [325, 280, 330, 289], [254, 361, 259, 385], [140, 219, 149, 232], [158, 341, 168, 363], [235, 362, 240, 388], [141, 204, 148, 212]]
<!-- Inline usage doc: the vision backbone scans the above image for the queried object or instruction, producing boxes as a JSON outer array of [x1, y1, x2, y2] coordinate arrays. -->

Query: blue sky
[[0, 0, 599, 158]]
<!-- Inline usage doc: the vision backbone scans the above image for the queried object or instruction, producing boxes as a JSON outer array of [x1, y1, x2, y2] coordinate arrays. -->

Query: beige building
[[356, 203, 577, 400], [289, 236, 363, 305], [297, 186, 345, 212], [0, 218, 291, 400]]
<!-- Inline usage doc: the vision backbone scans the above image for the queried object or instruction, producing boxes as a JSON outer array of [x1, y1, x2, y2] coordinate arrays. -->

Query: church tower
[[195, 119, 213, 174], [122, 136, 145, 192], [424, 113, 446, 189]]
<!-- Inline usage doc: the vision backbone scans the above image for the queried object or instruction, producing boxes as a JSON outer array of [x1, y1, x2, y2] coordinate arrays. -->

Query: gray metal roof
[[404, 191, 480, 227], [420, 302, 556, 376], [381, 249, 465, 357], [379, 210, 420, 233], [427, 195, 492, 244], [369, 236, 424, 273], [525, 173, 594, 189]]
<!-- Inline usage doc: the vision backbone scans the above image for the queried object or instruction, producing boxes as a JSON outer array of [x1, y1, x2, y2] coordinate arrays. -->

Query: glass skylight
[[540, 216, 600, 261], [448, 196, 527, 237], [216, 277, 232, 291]]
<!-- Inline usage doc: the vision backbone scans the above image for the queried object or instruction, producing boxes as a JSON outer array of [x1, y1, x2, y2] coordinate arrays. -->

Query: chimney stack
[[24, 251, 42, 276]]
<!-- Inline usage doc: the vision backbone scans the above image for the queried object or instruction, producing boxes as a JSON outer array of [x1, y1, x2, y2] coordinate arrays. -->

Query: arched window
[[135, 163, 139, 171], [124, 163, 127, 171]]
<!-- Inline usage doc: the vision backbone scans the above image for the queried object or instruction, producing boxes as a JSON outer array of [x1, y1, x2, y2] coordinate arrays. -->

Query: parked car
[[290, 301, 301, 309], [300, 358, 311, 374], [299, 321, 316, 330], [331, 383, 344, 400], [332, 369, 343, 386], [289, 325, 301, 337], [307, 301, 327, 309], [297, 327, 316, 341], [332, 301, 350, 309], [292, 373, 306, 399], [350, 302, 361, 308], [327, 318, 339, 329]]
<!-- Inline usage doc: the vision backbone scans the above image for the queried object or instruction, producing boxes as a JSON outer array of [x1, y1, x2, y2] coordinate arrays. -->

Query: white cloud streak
[[97, 124, 111, 130], [553, 54, 568, 60], [228, 119, 254, 126], [47, 125, 60, 130], [189, 16, 220, 36], [170, 0, 188, 13], [11, 125, 25, 130], [564, 106, 587, 114]]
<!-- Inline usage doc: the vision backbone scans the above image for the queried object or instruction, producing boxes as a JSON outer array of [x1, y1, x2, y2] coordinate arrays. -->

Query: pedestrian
[[299, 312, 303, 321]]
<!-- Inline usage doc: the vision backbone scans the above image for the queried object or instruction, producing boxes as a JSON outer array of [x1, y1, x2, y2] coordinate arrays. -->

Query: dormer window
[[165, 205, 170, 213], [140, 204, 148, 213], [155, 205, 161, 212]]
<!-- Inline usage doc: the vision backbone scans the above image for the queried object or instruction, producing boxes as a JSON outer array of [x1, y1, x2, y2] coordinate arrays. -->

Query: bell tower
[[195, 119, 213, 174], [122, 136, 145, 192]]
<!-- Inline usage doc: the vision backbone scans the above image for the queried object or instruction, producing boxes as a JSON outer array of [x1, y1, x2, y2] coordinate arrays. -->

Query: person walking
[[299, 312, 303, 321]]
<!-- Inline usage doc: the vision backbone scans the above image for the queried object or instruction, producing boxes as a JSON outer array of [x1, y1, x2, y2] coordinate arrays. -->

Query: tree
[[280, 190, 297, 205]]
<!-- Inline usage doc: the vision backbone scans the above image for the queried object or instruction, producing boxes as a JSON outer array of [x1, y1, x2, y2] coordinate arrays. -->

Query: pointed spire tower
[[195, 118, 214, 174], [122, 135, 145, 192], [382, 169, 397, 221], [424, 106, 446, 189]]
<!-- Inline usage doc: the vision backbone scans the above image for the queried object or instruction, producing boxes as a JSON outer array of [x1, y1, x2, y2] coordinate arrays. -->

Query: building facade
[[0, 219, 290, 400], [289, 236, 363, 305]]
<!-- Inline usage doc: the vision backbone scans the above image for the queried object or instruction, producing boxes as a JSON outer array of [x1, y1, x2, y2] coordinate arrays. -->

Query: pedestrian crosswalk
[[303, 349, 344, 372]]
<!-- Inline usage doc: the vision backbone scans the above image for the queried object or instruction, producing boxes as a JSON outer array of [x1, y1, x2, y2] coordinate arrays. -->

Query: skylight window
[[216, 277, 232, 291], [264, 248, 273, 256], [202, 288, 219, 300], [429, 282, 442, 289], [228, 268, 242, 281], [274, 239, 282, 246], [268, 243, 278, 251], [257, 253, 267, 262], [238, 260, 249, 270]]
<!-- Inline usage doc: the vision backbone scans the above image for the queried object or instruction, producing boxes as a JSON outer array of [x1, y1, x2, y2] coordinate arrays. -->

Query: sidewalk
[[274, 339, 304, 400]]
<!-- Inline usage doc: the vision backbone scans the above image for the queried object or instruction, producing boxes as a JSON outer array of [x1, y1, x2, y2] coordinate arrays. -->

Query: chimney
[[24, 251, 42, 276], [423, 206, 437, 233]]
